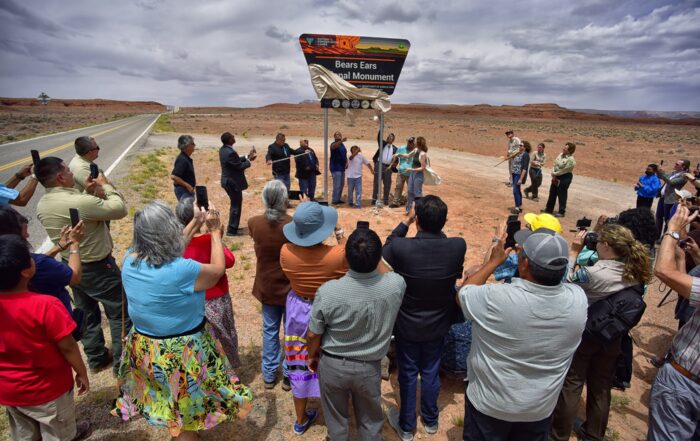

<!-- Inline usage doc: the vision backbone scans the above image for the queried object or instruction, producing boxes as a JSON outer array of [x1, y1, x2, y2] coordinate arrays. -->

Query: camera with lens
[[584, 231, 599, 251], [575, 217, 592, 231]]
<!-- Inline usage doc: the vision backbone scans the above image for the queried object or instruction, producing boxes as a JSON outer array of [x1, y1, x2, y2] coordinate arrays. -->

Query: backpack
[[583, 284, 645, 344]]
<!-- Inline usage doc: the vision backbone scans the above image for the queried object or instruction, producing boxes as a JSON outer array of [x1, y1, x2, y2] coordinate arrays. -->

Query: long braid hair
[[598, 224, 652, 284]]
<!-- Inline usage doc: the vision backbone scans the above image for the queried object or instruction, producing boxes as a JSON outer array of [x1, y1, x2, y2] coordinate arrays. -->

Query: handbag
[[423, 157, 441, 186]]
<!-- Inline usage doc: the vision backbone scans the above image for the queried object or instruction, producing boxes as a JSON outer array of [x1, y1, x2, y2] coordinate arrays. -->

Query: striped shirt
[[672, 276, 700, 376], [309, 270, 406, 361]]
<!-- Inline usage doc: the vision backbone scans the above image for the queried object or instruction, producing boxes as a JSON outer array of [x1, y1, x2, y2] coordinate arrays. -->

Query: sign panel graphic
[[299, 34, 410, 95]]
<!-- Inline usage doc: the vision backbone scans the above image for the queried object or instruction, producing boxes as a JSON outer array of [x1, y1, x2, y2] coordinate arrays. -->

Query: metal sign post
[[323, 108, 329, 203], [376, 113, 384, 207]]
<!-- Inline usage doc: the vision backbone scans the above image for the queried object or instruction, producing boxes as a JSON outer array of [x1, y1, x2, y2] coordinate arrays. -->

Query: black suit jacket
[[266, 143, 304, 177], [373, 130, 397, 164], [219, 144, 251, 191], [295, 148, 319, 179], [383, 223, 466, 342]]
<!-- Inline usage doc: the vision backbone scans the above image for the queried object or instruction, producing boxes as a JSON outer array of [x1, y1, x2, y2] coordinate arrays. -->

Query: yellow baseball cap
[[523, 213, 562, 233]]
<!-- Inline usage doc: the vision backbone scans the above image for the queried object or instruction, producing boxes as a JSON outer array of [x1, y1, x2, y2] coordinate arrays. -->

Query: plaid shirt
[[672, 276, 700, 376]]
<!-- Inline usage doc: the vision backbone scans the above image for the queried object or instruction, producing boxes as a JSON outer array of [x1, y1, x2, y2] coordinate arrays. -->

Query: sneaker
[[540, 209, 553, 214], [423, 419, 439, 435], [293, 408, 318, 435], [264, 380, 275, 390], [387, 407, 413, 441], [89, 348, 113, 374], [505, 182, 513, 187], [510, 207, 522, 214], [532, 197, 539, 202], [554, 212, 565, 218], [281, 376, 291, 391], [72, 421, 92, 441]]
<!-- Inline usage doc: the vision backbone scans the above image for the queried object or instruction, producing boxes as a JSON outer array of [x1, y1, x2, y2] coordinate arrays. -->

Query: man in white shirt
[[372, 131, 396, 206], [346, 146, 374, 208], [505, 130, 521, 187], [457, 227, 587, 441]]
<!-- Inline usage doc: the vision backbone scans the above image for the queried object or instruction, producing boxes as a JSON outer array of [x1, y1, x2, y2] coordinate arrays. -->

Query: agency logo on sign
[[299, 34, 410, 96]]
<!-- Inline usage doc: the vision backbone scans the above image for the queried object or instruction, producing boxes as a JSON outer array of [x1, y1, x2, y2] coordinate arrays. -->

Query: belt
[[670, 359, 700, 384], [322, 350, 373, 364]]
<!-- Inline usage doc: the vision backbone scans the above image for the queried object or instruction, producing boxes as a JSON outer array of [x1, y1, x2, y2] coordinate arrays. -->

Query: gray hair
[[262, 180, 288, 223], [131, 200, 185, 267], [175, 196, 195, 226], [177, 135, 194, 151]]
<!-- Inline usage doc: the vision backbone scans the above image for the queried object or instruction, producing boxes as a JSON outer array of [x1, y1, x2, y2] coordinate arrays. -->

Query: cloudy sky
[[1, 0, 698, 110]]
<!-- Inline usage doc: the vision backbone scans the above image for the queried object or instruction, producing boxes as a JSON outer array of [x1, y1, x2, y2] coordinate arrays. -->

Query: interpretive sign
[[299, 34, 410, 95]]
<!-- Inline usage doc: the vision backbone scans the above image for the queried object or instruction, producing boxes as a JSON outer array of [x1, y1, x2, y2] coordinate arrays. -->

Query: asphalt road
[[0, 114, 160, 250]]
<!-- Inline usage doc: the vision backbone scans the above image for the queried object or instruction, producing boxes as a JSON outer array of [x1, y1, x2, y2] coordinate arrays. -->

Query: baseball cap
[[523, 212, 562, 233], [513, 228, 569, 271]]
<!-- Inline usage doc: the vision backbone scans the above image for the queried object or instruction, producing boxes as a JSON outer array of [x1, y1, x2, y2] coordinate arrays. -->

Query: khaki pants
[[392, 173, 409, 205], [6, 390, 76, 441]]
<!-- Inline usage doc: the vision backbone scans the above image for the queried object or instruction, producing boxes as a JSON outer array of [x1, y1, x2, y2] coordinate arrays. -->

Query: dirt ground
[[0, 98, 165, 144], [2, 105, 698, 441]]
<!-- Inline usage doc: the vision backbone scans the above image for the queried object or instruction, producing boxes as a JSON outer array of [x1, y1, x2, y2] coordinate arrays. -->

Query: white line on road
[[0, 114, 151, 148], [36, 114, 161, 253]]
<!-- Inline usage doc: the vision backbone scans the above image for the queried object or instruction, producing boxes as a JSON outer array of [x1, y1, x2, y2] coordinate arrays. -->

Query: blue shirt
[[635, 174, 661, 198], [29, 253, 73, 313], [121, 255, 203, 336], [396, 145, 412, 175], [330, 143, 347, 173]]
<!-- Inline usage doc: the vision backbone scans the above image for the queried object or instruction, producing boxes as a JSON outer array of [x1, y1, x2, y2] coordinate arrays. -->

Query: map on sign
[[299, 34, 410, 95]]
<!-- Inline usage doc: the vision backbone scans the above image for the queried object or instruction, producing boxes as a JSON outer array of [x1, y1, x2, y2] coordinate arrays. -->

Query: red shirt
[[183, 234, 235, 300], [0, 292, 76, 406]]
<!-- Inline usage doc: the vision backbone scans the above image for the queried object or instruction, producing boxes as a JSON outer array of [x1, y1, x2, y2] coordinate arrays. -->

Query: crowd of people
[[0, 129, 698, 441]]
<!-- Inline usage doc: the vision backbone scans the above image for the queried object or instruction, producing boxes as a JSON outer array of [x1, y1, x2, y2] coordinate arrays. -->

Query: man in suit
[[266, 133, 304, 191], [294, 139, 320, 200], [220, 132, 257, 236], [372, 130, 397, 206], [382, 195, 467, 440]]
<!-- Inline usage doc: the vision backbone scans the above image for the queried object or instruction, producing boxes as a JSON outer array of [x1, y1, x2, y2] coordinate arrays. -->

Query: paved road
[[0, 114, 160, 249]]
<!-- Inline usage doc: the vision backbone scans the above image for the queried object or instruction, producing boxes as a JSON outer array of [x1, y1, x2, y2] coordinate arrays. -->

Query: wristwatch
[[665, 231, 681, 241]]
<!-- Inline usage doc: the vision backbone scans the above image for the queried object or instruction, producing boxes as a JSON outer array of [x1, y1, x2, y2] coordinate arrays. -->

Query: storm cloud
[[0, 0, 697, 110]]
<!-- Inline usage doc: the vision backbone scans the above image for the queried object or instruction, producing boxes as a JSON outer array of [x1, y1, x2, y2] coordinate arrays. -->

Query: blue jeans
[[512, 172, 523, 208], [332, 171, 345, 203], [275, 174, 291, 191], [174, 186, 194, 201], [347, 177, 362, 207], [395, 336, 445, 432], [261, 304, 288, 383], [299, 175, 317, 200], [406, 171, 424, 214]]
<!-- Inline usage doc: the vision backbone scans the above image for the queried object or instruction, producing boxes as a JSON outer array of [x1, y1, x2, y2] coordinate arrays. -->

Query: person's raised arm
[[76, 176, 127, 221], [65, 222, 85, 285], [183, 203, 206, 245], [330, 137, 347, 151], [194, 205, 226, 291], [461, 223, 511, 287], [654, 206, 699, 298]]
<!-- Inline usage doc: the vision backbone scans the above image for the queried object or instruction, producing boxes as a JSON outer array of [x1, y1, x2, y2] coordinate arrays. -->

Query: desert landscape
[[1, 102, 699, 441]]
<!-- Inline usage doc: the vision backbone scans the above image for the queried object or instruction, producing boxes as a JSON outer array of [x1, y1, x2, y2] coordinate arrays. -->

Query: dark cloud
[[0, 0, 64, 38], [265, 25, 292, 42], [0, 0, 697, 110]]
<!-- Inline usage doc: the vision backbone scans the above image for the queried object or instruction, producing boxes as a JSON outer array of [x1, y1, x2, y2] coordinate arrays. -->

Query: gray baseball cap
[[514, 228, 569, 270]]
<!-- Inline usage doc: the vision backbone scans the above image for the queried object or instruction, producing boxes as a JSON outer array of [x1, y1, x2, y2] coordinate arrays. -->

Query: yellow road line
[[0, 120, 135, 172]]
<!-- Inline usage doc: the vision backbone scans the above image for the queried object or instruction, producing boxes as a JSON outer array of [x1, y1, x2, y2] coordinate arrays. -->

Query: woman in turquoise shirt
[[113, 201, 252, 440]]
